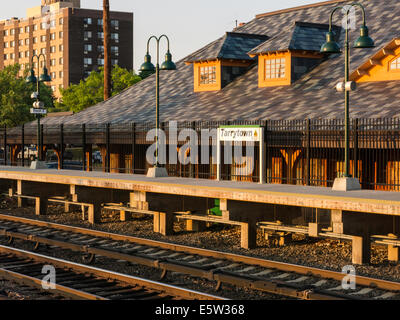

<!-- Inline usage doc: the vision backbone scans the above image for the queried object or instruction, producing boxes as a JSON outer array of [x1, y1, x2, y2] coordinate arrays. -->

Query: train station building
[[4, 0, 400, 191]]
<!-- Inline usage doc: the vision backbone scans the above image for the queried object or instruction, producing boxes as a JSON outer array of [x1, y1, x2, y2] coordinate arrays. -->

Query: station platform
[[0, 166, 399, 216]]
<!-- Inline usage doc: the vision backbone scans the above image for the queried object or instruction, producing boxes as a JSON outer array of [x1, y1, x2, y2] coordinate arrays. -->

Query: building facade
[[0, 0, 133, 97]]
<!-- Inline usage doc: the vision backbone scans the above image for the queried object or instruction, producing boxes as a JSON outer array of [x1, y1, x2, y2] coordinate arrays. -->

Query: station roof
[[40, 0, 400, 125]]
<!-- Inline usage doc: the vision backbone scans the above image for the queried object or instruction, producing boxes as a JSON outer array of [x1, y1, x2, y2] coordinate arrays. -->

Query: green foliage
[[56, 66, 142, 113], [0, 64, 54, 127]]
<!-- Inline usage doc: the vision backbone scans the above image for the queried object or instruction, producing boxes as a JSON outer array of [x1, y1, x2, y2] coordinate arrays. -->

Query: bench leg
[[241, 222, 257, 250], [81, 205, 86, 221], [352, 235, 371, 265], [65, 202, 70, 213], [186, 220, 206, 232], [17, 197, 28, 208], [153, 213, 160, 233], [88, 203, 101, 224], [388, 245, 399, 263], [120, 210, 132, 222], [159, 212, 174, 236], [35, 197, 48, 216]]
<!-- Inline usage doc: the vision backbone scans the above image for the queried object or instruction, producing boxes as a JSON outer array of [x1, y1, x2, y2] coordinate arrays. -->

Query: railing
[[1, 118, 400, 191]]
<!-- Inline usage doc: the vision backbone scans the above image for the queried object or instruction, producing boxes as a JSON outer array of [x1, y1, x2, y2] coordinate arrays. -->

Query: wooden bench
[[48, 196, 94, 221]]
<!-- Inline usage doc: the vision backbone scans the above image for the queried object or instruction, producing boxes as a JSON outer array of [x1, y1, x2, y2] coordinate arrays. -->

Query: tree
[[55, 66, 141, 113], [0, 64, 54, 127]]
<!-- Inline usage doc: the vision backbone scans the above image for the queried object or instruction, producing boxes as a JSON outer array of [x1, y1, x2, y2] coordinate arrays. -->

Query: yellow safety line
[[1, 170, 400, 206]]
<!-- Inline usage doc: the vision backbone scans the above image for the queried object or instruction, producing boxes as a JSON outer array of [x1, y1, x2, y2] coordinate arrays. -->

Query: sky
[[0, 0, 326, 72]]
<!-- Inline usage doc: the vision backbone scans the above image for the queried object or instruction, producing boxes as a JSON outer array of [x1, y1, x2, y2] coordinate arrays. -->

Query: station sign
[[218, 126, 262, 142], [30, 108, 47, 115]]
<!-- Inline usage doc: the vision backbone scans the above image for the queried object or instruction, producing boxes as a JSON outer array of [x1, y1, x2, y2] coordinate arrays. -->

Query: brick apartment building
[[0, 0, 133, 97]]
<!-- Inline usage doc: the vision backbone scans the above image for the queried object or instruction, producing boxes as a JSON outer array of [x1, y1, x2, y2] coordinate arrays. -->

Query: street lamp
[[321, 3, 374, 191], [140, 35, 176, 178], [26, 53, 51, 168]]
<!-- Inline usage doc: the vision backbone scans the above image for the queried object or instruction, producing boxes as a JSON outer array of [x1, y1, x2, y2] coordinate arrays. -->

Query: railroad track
[[0, 213, 399, 300], [0, 244, 224, 300]]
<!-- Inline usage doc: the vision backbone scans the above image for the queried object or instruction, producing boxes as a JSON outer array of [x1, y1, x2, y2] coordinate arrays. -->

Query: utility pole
[[103, 0, 111, 100]]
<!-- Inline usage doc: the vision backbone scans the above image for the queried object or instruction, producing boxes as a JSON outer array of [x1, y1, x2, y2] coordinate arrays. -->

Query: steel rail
[[0, 213, 398, 298], [0, 245, 224, 300]]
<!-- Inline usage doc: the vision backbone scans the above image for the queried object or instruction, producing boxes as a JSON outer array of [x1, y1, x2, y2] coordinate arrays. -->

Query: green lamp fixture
[[39, 67, 52, 82], [354, 26, 375, 48], [320, 31, 341, 54], [161, 51, 176, 70], [26, 69, 37, 84], [140, 53, 156, 72]]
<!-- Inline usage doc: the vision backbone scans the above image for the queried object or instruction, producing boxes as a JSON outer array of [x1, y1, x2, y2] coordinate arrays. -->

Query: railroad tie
[[373, 292, 397, 300], [286, 276, 309, 283], [271, 273, 291, 279]]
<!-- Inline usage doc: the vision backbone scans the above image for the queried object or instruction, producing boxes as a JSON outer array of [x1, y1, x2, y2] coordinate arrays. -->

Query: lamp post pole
[[27, 53, 51, 165], [321, 3, 374, 190], [140, 35, 176, 177]]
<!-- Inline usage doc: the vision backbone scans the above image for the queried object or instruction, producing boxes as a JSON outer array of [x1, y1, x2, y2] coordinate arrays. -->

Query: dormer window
[[193, 61, 221, 92], [258, 53, 291, 87]]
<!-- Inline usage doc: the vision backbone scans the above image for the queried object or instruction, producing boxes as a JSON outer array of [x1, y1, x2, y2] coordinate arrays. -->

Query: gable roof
[[184, 32, 269, 62], [38, 0, 400, 126], [248, 21, 342, 55]]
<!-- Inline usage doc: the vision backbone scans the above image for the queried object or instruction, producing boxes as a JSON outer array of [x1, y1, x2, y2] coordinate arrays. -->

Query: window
[[265, 58, 286, 79], [84, 57, 93, 65], [59, 57, 63, 65], [4, 42, 8, 48], [84, 18, 92, 25], [84, 31, 92, 39], [97, 58, 104, 66], [97, 19, 103, 26], [98, 32, 104, 39], [19, 27, 24, 34], [59, 71, 63, 78], [3, 54, 8, 60], [84, 44, 92, 52], [10, 29, 15, 35], [390, 56, 400, 70], [51, 72, 56, 79], [111, 33, 119, 40], [41, 35, 46, 42], [3, 30, 8, 36], [59, 31, 63, 39], [19, 52, 24, 58], [41, 48, 46, 54], [59, 18, 64, 25], [51, 85, 56, 92], [10, 41, 15, 47], [111, 46, 119, 54], [25, 26, 30, 33], [200, 66, 217, 85], [59, 44, 64, 51], [50, 59, 56, 66], [33, 49, 38, 55], [33, 25, 38, 31], [10, 53, 15, 60], [112, 59, 118, 65], [50, 33, 56, 40], [41, 22, 47, 30], [97, 45, 104, 52], [33, 37, 38, 44], [25, 51, 29, 57], [111, 20, 119, 28], [19, 40, 23, 46], [50, 20, 56, 28], [25, 38, 29, 45], [50, 46, 56, 53]]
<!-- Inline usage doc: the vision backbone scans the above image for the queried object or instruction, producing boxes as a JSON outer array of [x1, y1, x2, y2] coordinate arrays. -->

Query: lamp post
[[26, 53, 51, 168], [321, 3, 374, 191], [140, 35, 176, 178]]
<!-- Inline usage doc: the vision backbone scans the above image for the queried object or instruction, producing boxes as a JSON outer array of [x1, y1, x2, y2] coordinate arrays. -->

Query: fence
[[1, 118, 400, 191]]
